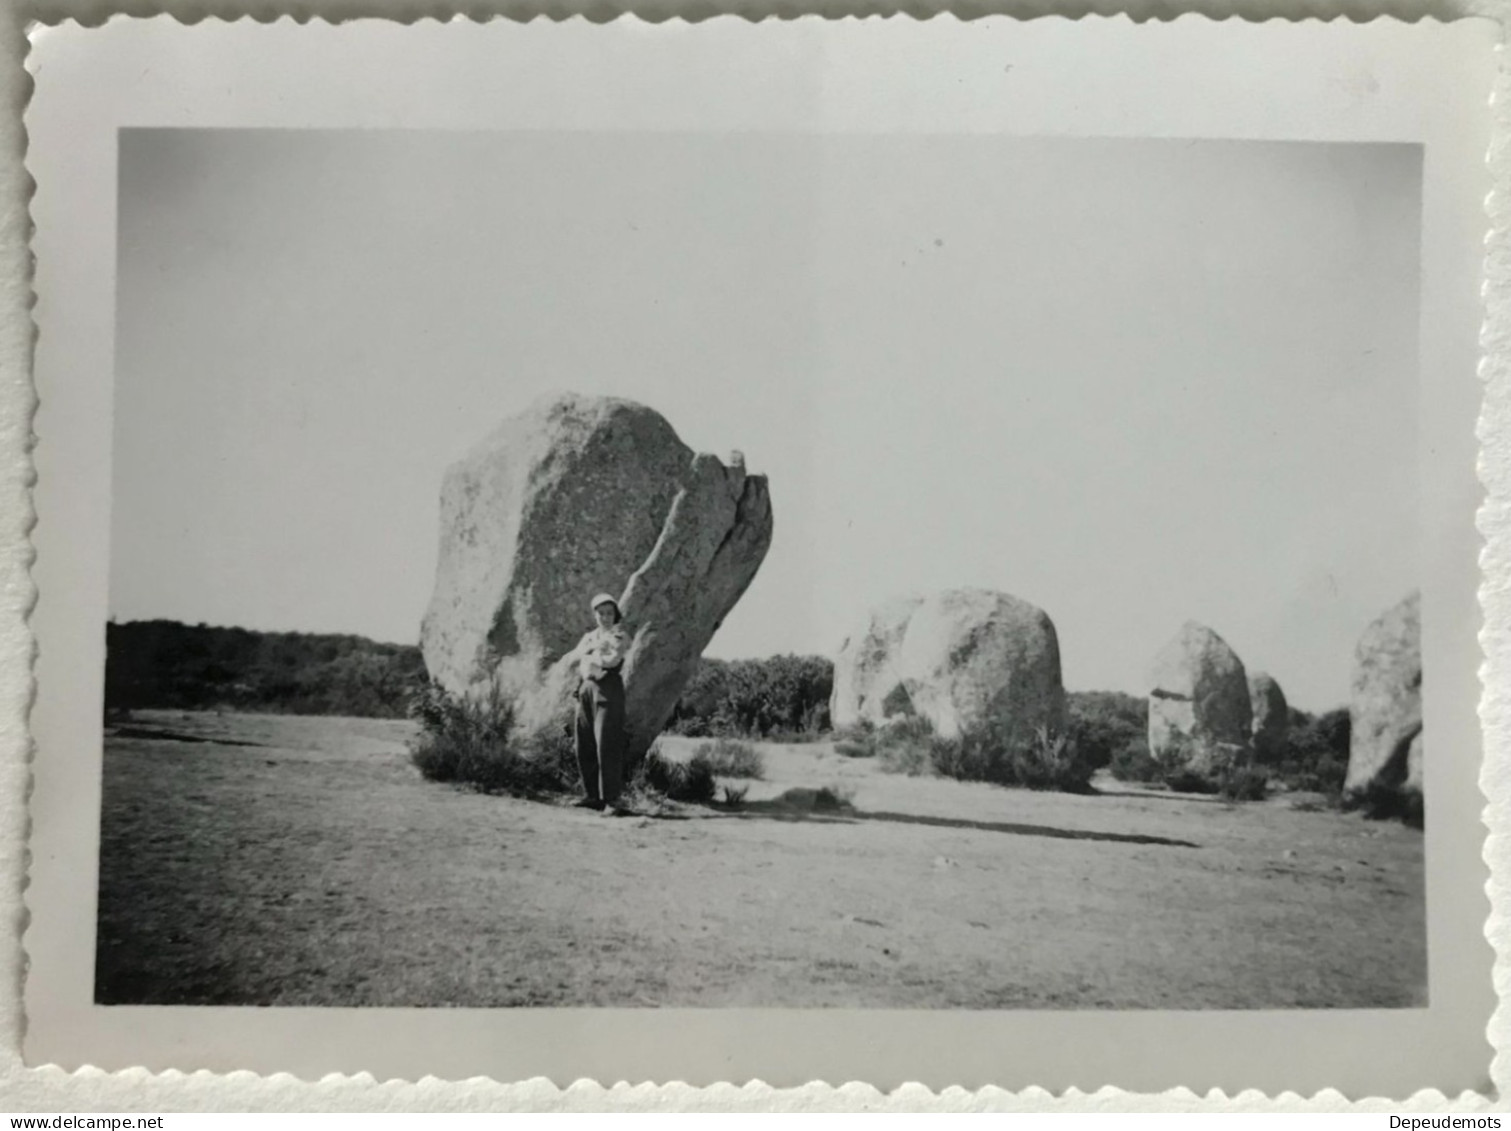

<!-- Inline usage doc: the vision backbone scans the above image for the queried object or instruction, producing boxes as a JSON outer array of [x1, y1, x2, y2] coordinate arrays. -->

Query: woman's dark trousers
[[575, 672, 626, 806]]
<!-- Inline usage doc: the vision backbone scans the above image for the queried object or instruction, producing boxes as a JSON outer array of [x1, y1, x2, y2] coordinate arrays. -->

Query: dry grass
[[96, 712, 1427, 1009]]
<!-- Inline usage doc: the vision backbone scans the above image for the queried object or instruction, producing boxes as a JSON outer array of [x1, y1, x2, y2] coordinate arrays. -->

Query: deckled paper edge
[[0, 4, 1502, 1113]]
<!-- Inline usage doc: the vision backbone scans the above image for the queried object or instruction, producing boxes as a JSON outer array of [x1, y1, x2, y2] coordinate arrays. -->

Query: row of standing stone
[[420, 394, 1423, 816], [829, 588, 1423, 812]]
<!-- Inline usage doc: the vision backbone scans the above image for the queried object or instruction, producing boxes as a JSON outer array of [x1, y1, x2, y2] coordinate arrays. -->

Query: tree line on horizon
[[104, 619, 428, 718]]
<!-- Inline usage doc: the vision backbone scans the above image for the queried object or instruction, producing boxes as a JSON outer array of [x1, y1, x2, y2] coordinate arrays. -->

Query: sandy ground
[[95, 710, 1426, 1009]]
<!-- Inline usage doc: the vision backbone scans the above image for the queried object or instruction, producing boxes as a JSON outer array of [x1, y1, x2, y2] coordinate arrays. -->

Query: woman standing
[[572, 593, 630, 815]]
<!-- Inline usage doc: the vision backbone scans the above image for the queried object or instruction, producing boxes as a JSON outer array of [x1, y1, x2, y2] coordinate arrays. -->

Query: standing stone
[[1344, 591, 1423, 812], [830, 595, 926, 731], [420, 392, 773, 756], [831, 588, 1066, 749], [1248, 671, 1290, 764], [1147, 622, 1253, 785]]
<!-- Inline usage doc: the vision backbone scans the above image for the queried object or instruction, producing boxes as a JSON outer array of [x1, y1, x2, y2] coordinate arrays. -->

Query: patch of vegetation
[[813, 784, 855, 811], [106, 619, 426, 718], [1270, 707, 1350, 802], [634, 749, 717, 804], [407, 681, 577, 796], [1217, 766, 1270, 803], [938, 724, 1097, 794], [694, 737, 765, 779], [719, 783, 750, 808], [1107, 737, 1163, 783], [832, 719, 877, 758], [1349, 783, 1424, 829], [861, 714, 1096, 794], [1066, 690, 1148, 772], [873, 716, 938, 776], [666, 655, 833, 740], [410, 684, 730, 810]]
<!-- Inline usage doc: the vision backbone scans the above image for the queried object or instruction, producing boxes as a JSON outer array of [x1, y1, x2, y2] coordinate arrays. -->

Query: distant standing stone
[[1147, 622, 1253, 785], [1248, 671, 1290, 764], [1344, 591, 1422, 813], [420, 392, 773, 757], [830, 588, 1066, 750]]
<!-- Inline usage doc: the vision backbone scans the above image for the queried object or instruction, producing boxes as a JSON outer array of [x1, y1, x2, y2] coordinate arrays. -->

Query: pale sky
[[113, 130, 1422, 711]]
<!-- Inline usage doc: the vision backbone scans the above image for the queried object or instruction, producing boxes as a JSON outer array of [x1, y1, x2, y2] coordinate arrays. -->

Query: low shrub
[[813, 784, 855, 811], [878, 738, 932, 777], [694, 737, 765, 779], [1108, 738, 1163, 783], [1270, 707, 1350, 801], [1218, 766, 1270, 802], [1066, 691, 1148, 772], [1284, 755, 1348, 797], [719, 783, 750, 808], [407, 681, 577, 796], [635, 750, 717, 804], [874, 716, 937, 777], [935, 724, 1097, 793], [1348, 782, 1424, 829], [1000, 726, 1097, 793], [870, 715, 1096, 794], [831, 719, 878, 757]]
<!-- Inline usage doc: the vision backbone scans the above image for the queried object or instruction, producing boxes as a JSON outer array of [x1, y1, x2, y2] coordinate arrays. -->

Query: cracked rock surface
[[420, 392, 773, 756]]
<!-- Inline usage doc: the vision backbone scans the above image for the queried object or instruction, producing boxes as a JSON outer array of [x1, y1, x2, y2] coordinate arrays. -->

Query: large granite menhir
[[420, 393, 773, 756], [1248, 671, 1290, 764], [1345, 591, 1422, 813], [1147, 621, 1253, 786], [830, 588, 1066, 751]]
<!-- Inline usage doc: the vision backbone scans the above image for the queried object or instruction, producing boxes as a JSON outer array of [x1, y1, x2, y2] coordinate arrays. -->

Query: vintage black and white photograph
[[94, 127, 1429, 1011], [19, 13, 1497, 1095]]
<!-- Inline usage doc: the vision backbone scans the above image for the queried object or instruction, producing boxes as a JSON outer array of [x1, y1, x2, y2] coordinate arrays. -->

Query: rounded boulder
[[831, 588, 1066, 750]]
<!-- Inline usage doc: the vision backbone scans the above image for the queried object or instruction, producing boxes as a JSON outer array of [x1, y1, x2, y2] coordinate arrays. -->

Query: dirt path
[[96, 712, 1425, 1008]]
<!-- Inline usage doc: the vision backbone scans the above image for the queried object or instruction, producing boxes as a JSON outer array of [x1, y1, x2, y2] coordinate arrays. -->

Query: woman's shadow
[[730, 787, 1199, 849]]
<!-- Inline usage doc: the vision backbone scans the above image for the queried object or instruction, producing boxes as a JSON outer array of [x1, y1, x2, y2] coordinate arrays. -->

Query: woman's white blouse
[[576, 625, 629, 680]]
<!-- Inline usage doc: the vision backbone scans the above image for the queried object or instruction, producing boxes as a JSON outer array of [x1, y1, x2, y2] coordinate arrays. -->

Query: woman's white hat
[[590, 592, 620, 614]]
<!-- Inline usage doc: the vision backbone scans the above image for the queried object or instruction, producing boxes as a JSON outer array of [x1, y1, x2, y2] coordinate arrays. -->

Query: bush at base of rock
[[693, 737, 765, 779], [1218, 767, 1270, 803], [408, 681, 578, 796], [1349, 782, 1424, 829], [1108, 738, 1164, 783], [1066, 690, 1148, 771], [864, 715, 1095, 794], [943, 726, 1097, 793], [635, 749, 717, 804]]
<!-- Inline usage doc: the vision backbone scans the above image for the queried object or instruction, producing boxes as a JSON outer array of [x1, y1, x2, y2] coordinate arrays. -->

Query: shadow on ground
[[108, 725, 267, 748], [732, 787, 1200, 848]]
